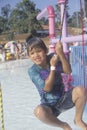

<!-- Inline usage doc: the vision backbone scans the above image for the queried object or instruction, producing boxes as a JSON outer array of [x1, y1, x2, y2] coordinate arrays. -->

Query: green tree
[[55, 2, 71, 29], [0, 16, 5, 33], [1, 4, 11, 31], [9, 0, 41, 34], [70, 11, 81, 28], [85, 0, 87, 17], [55, 4, 61, 27]]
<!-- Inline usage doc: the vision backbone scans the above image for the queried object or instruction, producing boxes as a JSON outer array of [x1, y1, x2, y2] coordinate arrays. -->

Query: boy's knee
[[74, 86, 85, 95], [72, 87, 86, 102], [77, 87, 86, 96], [34, 105, 44, 118]]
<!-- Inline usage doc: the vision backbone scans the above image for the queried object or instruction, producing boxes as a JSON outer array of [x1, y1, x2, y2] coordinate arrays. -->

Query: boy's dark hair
[[26, 37, 48, 55], [26, 34, 33, 43]]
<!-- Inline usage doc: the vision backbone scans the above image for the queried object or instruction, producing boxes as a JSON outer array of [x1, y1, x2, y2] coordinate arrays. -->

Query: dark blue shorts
[[43, 88, 75, 117]]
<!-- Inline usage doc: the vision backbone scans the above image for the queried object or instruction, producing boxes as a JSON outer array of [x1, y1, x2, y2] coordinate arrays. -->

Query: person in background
[[10, 41, 19, 60], [0, 45, 5, 62], [27, 37, 87, 130], [16, 41, 22, 59]]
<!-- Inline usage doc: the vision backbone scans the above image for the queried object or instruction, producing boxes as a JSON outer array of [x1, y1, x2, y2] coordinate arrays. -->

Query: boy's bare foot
[[62, 122, 72, 130], [74, 120, 87, 130]]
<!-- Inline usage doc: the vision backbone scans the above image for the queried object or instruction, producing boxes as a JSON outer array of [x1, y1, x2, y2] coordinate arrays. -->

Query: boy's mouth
[[35, 57, 41, 62]]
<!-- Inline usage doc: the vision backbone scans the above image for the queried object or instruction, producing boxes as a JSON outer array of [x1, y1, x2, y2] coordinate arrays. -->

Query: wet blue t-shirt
[[28, 54, 64, 106]]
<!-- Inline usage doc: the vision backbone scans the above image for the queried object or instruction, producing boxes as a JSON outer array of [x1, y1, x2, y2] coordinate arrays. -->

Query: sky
[[0, 0, 57, 10], [0, 0, 81, 16]]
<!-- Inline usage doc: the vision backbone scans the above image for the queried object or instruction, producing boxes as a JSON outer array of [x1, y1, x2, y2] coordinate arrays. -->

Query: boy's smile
[[29, 47, 47, 67]]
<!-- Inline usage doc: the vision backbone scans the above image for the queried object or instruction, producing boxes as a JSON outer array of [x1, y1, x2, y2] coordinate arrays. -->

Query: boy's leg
[[72, 86, 87, 130], [34, 105, 72, 130]]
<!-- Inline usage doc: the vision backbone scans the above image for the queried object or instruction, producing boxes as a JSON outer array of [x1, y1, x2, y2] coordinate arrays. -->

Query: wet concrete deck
[[0, 59, 87, 130]]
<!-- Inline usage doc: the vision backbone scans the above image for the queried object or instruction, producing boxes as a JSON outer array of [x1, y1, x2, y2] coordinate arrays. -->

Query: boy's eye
[[29, 48, 43, 55], [30, 51, 34, 55], [34, 48, 42, 52], [37, 49, 42, 52]]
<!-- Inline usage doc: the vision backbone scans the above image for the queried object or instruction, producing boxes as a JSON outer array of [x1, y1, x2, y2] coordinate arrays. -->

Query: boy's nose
[[34, 52, 39, 57]]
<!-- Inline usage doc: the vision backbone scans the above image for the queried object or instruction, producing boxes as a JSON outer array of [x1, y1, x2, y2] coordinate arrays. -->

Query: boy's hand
[[55, 41, 64, 57], [50, 54, 59, 66]]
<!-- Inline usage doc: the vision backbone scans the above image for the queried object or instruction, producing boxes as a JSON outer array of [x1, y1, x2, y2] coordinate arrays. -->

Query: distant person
[[10, 41, 19, 60], [0, 46, 5, 62], [16, 41, 22, 59], [10, 42, 15, 58], [27, 37, 87, 130]]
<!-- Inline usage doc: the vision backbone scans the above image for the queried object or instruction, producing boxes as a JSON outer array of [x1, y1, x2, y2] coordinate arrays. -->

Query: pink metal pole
[[37, 8, 48, 20], [58, 0, 69, 53], [51, 34, 87, 44], [47, 6, 56, 53], [37, 6, 56, 39], [47, 6, 56, 39], [37, 6, 56, 53]]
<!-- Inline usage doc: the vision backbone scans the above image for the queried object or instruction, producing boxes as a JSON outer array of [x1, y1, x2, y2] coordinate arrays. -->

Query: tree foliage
[[0, 0, 41, 35], [0, 0, 87, 35]]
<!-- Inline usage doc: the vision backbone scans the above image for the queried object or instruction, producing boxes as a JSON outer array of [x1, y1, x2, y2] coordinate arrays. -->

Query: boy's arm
[[44, 42, 71, 92], [44, 54, 59, 92], [55, 42, 72, 74]]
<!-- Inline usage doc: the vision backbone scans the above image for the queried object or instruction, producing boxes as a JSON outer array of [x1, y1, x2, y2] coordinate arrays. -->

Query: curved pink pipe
[[37, 6, 56, 39], [37, 6, 56, 53], [37, 8, 48, 20]]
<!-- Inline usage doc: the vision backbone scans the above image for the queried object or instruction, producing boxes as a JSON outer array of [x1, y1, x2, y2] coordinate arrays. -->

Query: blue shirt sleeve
[[28, 65, 45, 92]]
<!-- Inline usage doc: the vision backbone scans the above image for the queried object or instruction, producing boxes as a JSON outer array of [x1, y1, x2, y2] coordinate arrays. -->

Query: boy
[[27, 37, 87, 130]]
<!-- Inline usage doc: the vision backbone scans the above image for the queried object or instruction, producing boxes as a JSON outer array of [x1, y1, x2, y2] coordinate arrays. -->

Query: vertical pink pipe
[[58, 0, 72, 91], [37, 6, 56, 53], [58, 0, 69, 53], [47, 6, 56, 53], [47, 6, 56, 39]]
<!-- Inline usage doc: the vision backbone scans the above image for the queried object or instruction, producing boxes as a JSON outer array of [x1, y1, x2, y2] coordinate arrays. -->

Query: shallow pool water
[[0, 59, 87, 130]]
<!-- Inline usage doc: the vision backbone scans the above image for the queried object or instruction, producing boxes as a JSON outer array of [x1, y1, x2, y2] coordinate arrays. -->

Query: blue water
[[0, 59, 87, 130]]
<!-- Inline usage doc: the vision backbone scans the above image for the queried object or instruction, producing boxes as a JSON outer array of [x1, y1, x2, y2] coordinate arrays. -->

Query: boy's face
[[28, 47, 47, 67]]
